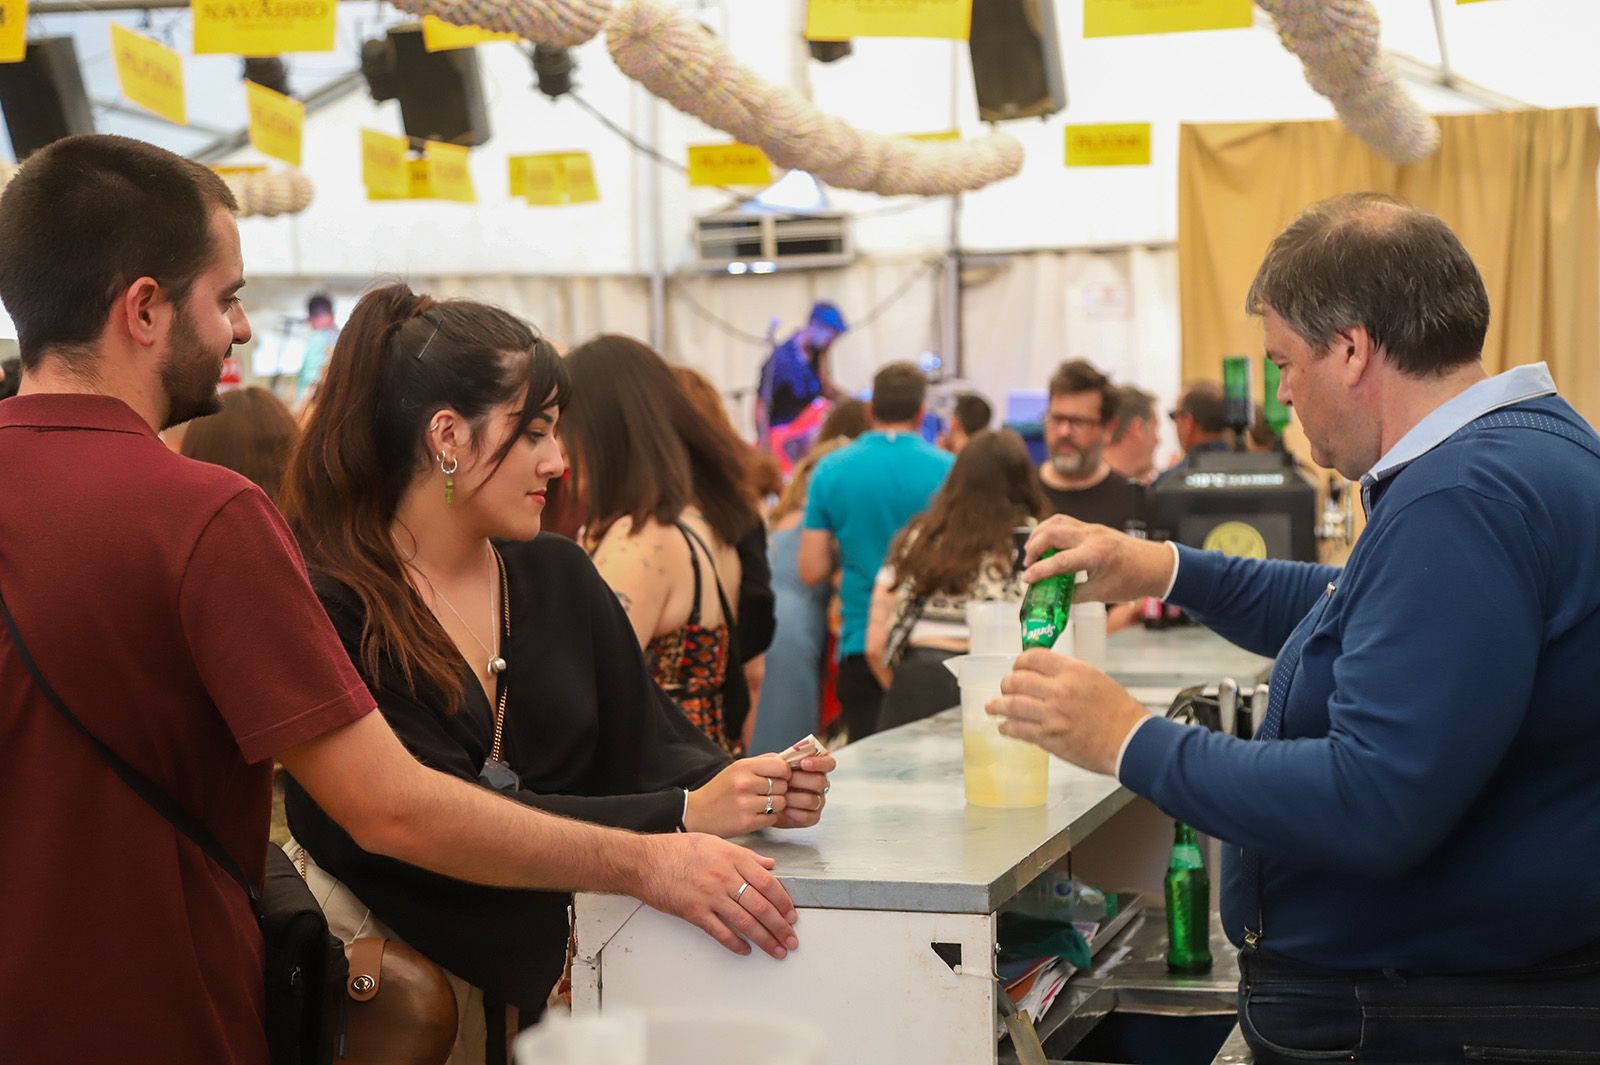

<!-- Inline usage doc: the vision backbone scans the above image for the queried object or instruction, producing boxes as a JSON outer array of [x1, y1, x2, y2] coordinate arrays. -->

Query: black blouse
[[283, 534, 731, 1016]]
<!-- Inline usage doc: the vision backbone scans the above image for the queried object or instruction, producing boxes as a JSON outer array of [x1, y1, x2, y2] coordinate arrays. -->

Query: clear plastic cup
[[966, 600, 1023, 656], [943, 654, 1049, 808]]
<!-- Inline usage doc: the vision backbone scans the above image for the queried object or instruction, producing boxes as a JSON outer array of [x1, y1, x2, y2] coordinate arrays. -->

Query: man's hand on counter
[[987, 650, 1150, 777], [634, 833, 800, 960], [1021, 515, 1177, 605]]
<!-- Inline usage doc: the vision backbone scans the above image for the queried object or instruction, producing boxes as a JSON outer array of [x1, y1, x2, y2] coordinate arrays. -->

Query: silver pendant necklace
[[409, 546, 508, 678]]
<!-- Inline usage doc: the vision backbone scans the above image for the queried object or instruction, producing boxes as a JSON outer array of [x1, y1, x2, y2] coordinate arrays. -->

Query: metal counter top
[[738, 628, 1267, 915]]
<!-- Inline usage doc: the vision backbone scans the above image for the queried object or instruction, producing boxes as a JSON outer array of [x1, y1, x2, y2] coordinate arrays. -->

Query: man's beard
[[1049, 439, 1101, 479], [160, 309, 227, 430]]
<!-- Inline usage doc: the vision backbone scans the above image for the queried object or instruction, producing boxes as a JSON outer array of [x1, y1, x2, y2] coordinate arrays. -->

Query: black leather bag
[[0, 586, 347, 1065]]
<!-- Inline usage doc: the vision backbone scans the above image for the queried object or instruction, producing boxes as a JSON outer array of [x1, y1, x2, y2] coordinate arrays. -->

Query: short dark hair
[[871, 362, 928, 424], [1246, 192, 1490, 376], [1178, 381, 1226, 435], [307, 294, 334, 319], [0, 135, 238, 370], [1108, 385, 1155, 443], [951, 392, 992, 435], [1047, 359, 1114, 422]]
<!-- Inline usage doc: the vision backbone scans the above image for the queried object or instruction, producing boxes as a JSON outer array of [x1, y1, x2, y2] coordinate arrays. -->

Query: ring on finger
[[763, 796, 775, 816], [765, 777, 774, 797], [736, 881, 750, 901]]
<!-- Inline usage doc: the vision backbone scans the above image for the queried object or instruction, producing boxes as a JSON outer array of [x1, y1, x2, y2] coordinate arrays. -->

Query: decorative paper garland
[[1255, 0, 1440, 165]]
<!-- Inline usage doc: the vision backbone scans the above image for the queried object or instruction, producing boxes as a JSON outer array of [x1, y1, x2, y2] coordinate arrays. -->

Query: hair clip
[[414, 315, 442, 361]]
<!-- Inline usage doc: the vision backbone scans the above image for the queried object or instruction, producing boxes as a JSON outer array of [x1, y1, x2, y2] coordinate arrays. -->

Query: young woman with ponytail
[[277, 285, 834, 1063]]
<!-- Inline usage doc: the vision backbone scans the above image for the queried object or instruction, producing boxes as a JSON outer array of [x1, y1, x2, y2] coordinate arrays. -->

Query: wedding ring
[[763, 796, 775, 816], [736, 881, 750, 901], [765, 777, 774, 796]]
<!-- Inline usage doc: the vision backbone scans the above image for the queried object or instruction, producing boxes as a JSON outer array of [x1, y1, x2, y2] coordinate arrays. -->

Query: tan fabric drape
[[1178, 107, 1600, 429]]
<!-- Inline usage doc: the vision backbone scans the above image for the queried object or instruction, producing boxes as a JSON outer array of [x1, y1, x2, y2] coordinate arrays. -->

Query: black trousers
[[1238, 941, 1600, 1064], [835, 654, 884, 742], [877, 647, 959, 733]]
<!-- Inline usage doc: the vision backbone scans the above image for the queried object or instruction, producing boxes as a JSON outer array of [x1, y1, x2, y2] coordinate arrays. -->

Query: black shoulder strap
[[677, 520, 737, 633], [0, 583, 260, 909]]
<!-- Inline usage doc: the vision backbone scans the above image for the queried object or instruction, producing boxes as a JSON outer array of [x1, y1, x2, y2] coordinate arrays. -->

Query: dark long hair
[[563, 335, 758, 547], [281, 282, 568, 708], [890, 429, 1047, 598], [179, 386, 299, 503]]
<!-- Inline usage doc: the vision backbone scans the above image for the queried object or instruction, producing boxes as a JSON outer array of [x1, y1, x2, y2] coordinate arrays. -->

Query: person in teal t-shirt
[[799, 362, 953, 741]]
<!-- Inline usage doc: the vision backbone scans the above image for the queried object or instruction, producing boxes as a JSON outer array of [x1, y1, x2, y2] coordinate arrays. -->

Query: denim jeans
[[1237, 942, 1600, 1064]]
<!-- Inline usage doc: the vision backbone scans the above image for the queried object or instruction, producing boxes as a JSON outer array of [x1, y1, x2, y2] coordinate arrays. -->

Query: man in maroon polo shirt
[[0, 137, 802, 1065]]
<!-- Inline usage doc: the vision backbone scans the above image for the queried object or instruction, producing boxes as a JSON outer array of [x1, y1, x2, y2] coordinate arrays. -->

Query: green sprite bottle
[[1019, 550, 1075, 651], [1164, 822, 1214, 973], [1263, 357, 1290, 438]]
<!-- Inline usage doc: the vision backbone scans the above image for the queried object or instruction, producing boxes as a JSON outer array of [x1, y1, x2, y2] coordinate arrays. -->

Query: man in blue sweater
[[993, 194, 1600, 1063]]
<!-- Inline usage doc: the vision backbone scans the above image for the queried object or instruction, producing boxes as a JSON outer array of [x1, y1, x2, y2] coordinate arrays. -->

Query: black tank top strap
[[676, 520, 736, 631]]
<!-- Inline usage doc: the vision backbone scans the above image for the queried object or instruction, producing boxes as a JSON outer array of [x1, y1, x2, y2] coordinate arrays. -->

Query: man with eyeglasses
[[1037, 360, 1146, 531]]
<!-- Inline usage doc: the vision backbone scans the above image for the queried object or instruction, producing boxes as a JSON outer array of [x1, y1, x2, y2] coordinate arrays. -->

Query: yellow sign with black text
[[192, 0, 337, 56], [245, 81, 304, 167], [1065, 123, 1152, 167], [425, 141, 476, 203], [422, 15, 517, 51], [369, 158, 434, 201], [111, 24, 186, 125], [512, 152, 600, 205], [0, 0, 28, 64], [1083, 0, 1252, 38], [805, 0, 971, 40], [688, 143, 773, 188], [361, 129, 409, 198]]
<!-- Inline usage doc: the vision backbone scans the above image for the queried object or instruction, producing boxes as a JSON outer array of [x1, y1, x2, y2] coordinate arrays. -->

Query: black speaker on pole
[[0, 37, 95, 160], [969, 0, 1067, 122], [360, 24, 490, 146]]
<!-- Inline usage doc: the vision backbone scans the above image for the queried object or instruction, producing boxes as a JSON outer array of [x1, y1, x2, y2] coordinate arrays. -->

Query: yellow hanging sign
[[688, 143, 774, 188], [111, 24, 186, 125], [805, 0, 972, 41], [1065, 123, 1152, 167], [422, 15, 517, 51], [191, 0, 337, 56], [370, 158, 434, 201], [1083, 0, 1252, 38], [245, 80, 304, 168], [0, 0, 28, 64], [361, 129, 409, 198], [512, 152, 600, 205], [425, 141, 476, 203]]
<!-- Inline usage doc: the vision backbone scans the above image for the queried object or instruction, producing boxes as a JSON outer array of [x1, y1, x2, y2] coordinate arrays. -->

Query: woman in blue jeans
[[749, 435, 853, 754]]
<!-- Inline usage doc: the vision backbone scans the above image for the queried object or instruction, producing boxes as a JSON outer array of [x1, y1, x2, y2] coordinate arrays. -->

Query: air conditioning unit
[[693, 211, 853, 273]]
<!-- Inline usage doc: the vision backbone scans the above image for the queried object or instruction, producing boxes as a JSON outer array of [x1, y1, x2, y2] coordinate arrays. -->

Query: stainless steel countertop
[[736, 628, 1268, 914]]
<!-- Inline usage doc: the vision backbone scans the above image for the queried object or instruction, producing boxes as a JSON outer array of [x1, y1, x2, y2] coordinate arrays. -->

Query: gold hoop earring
[[439, 452, 459, 506]]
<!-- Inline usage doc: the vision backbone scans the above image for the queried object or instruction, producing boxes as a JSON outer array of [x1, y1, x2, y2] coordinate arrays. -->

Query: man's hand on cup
[[986, 650, 1150, 777], [684, 755, 791, 837], [1021, 515, 1177, 605], [774, 753, 835, 830], [636, 834, 799, 959]]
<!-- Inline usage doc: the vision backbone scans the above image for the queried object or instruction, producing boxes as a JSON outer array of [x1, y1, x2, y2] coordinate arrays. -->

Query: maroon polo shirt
[[0, 394, 373, 1065]]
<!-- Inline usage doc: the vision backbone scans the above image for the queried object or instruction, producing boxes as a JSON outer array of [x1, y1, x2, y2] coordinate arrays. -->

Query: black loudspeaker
[[969, 0, 1067, 122], [0, 37, 95, 160], [360, 25, 490, 146]]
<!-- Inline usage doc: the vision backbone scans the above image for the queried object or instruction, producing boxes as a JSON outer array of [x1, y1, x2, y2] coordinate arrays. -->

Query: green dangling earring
[[440, 452, 459, 507]]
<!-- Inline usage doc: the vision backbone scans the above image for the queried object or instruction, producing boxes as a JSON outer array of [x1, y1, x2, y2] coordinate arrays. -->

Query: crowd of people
[[10, 129, 1594, 1065]]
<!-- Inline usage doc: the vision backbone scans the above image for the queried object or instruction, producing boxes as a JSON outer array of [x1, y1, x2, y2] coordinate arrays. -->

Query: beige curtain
[[1178, 107, 1600, 429]]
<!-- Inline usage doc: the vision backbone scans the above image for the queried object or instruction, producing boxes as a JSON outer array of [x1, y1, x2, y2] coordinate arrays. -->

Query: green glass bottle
[[1019, 550, 1075, 650], [1164, 822, 1213, 973]]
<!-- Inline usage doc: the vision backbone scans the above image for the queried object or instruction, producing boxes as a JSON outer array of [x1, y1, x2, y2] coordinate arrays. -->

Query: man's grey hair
[[1108, 385, 1156, 444], [1246, 192, 1490, 377]]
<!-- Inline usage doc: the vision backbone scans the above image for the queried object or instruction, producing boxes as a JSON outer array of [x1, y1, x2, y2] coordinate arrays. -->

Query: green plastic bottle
[[1019, 550, 1075, 650], [1263, 357, 1291, 437], [1165, 822, 1213, 973]]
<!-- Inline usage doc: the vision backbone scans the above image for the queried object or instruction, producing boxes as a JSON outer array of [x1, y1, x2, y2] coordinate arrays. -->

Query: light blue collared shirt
[[1358, 362, 1558, 513]]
